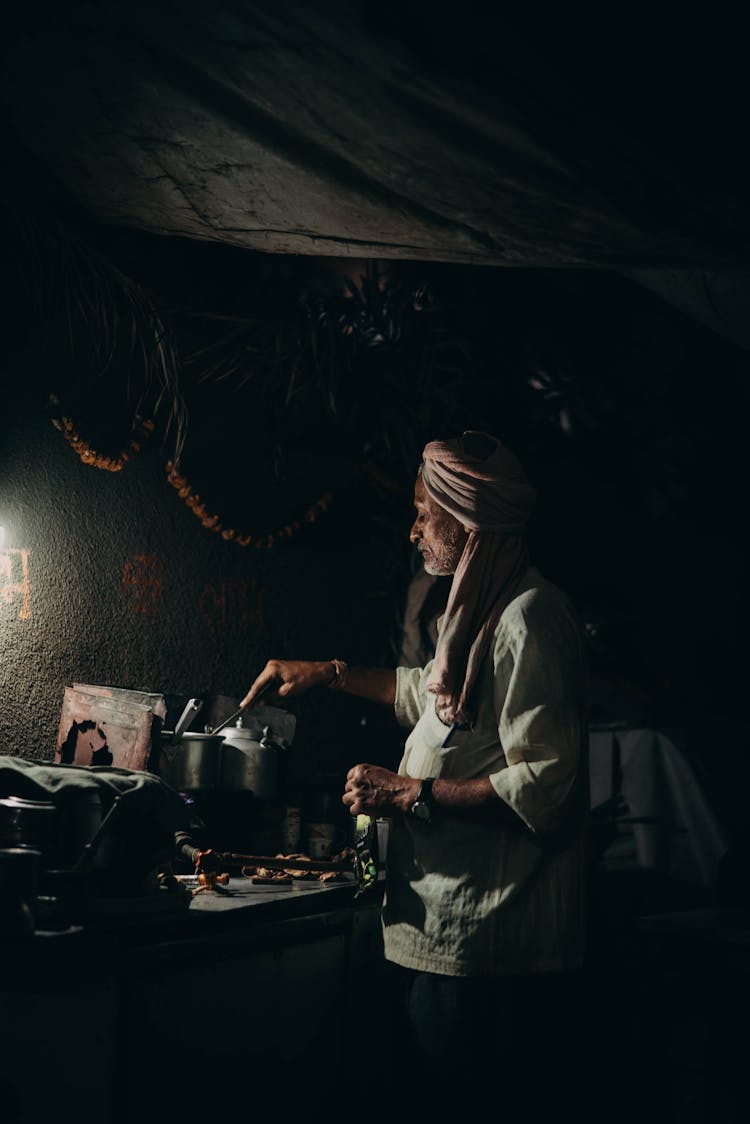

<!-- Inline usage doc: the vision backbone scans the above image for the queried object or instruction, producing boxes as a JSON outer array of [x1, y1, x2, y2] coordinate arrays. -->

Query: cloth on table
[[588, 728, 729, 889], [0, 755, 189, 886]]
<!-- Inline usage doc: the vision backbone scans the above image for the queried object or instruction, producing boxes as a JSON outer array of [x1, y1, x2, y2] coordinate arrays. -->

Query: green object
[[353, 813, 379, 896]]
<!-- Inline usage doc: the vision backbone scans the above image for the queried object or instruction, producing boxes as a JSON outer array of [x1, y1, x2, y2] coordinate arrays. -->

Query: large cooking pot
[[159, 732, 224, 791], [218, 721, 284, 799]]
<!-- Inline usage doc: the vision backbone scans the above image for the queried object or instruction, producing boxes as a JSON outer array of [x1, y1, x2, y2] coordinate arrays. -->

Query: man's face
[[409, 475, 468, 576]]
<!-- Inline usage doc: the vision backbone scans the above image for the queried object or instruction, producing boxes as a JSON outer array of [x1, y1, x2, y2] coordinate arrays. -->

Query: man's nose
[[409, 523, 420, 543]]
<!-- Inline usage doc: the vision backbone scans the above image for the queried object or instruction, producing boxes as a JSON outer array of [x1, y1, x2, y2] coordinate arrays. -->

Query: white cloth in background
[[589, 727, 729, 888]]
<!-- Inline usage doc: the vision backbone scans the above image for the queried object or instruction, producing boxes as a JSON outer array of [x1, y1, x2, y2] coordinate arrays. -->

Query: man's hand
[[241, 661, 397, 710], [343, 769, 523, 828], [240, 659, 333, 708], [343, 763, 420, 819]]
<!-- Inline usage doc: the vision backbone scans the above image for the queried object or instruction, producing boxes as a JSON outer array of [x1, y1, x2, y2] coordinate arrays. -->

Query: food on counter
[[278, 852, 315, 879], [239, 849, 356, 884], [252, 870, 293, 885], [279, 849, 355, 882], [198, 871, 230, 889]]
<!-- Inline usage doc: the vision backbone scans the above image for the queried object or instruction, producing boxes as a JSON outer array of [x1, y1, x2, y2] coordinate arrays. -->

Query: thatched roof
[[3, 2, 750, 348], [2, 2, 748, 264]]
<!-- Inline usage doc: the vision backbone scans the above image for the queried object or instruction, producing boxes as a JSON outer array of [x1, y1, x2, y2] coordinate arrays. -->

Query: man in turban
[[241, 431, 588, 1111]]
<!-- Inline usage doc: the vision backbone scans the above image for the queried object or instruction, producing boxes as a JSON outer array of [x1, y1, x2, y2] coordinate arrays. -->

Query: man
[[241, 430, 589, 1111]]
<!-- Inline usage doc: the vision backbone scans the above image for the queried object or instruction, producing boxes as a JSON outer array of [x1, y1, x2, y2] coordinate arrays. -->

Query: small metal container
[[159, 733, 224, 791], [0, 796, 60, 865]]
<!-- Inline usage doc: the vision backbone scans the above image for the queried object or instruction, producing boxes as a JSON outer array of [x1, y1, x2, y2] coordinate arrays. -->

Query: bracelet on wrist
[[327, 658, 349, 690]]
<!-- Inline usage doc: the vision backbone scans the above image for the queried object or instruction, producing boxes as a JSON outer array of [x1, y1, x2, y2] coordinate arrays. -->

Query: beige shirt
[[384, 567, 589, 977]]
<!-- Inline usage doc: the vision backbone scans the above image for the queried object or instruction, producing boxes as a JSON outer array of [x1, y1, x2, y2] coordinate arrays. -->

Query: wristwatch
[[411, 777, 436, 822]]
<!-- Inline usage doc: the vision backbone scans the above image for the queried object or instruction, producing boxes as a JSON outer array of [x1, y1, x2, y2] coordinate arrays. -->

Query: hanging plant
[[176, 262, 479, 486], [10, 198, 187, 465], [27, 229, 484, 553]]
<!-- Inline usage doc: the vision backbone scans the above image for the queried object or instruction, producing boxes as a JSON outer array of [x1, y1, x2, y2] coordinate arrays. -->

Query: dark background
[[2, 0, 748, 834], [2, 7, 750, 1121], [3, 236, 748, 840]]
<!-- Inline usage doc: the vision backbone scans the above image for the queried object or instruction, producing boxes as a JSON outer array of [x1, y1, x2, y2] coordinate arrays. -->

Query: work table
[[1, 874, 386, 1124], [23, 869, 376, 942]]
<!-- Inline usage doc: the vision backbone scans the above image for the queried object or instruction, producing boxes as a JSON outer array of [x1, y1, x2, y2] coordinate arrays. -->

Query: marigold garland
[[165, 462, 334, 548], [51, 411, 340, 546], [52, 415, 155, 472]]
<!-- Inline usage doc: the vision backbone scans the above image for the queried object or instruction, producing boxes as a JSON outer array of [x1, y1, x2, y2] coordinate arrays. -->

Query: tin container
[[159, 733, 224, 791], [0, 796, 60, 865], [218, 721, 282, 798]]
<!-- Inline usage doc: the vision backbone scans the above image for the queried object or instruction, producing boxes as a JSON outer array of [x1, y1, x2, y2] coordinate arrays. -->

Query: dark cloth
[[380, 962, 585, 1116], [0, 755, 189, 882]]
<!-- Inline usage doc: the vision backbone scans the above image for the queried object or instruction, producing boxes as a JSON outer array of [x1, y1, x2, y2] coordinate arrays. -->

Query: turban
[[420, 431, 536, 727]]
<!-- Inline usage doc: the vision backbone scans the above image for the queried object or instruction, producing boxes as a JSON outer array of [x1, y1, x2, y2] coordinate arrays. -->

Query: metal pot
[[218, 721, 284, 799], [0, 796, 61, 865], [159, 732, 224, 791]]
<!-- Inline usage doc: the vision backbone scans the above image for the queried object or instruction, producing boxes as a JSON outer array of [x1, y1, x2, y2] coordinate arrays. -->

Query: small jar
[[282, 806, 302, 853]]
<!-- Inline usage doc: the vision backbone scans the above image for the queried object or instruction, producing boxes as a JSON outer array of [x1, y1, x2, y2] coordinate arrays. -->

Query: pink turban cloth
[[420, 431, 536, 727]]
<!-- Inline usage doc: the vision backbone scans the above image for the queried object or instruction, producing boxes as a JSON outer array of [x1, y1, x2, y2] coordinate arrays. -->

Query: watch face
[[413, 801, 431, 821]]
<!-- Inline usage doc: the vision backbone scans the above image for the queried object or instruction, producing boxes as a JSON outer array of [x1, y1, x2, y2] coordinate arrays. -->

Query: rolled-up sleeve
[[488, 605, 585, 838], [394, 663, 433, 729]]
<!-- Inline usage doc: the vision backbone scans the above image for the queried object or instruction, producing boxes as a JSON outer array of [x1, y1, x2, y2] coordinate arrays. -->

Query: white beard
[[420, 522, 466, 576]]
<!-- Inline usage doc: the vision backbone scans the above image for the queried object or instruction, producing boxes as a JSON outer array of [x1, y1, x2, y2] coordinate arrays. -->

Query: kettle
[[218, 719, 286, 798]]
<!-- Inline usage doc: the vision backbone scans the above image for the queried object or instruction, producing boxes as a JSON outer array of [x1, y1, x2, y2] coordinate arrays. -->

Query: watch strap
[[416, 777, 435, 806], [412, 777, 436, 820]]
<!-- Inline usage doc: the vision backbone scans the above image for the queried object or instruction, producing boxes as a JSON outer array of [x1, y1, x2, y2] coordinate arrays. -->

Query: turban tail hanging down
[[420, 431, 536, 727]]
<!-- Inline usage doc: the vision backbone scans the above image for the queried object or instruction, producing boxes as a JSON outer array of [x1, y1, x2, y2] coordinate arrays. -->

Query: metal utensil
[[165, 698, 203, 746], [208, 705, 246, 738], [207, 682, 273, 738]]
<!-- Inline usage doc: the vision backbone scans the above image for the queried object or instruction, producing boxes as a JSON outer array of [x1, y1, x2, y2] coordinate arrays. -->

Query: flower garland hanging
[[165, 462, 334, 548], [52, 415, 155, 471]]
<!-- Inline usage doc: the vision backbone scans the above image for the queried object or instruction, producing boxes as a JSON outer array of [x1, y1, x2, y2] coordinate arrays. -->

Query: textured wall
[[4, 260, 750, 840], [0, 380, 405, 780]]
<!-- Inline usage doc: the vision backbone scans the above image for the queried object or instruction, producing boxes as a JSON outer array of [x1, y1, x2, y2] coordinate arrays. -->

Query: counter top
[[9, 872, 383, 977], [183, 872, 360, 914]]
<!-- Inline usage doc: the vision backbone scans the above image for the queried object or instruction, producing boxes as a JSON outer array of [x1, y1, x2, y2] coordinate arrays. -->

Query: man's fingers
[[240, 684, 258, 709], [241, 670, 277, 709]]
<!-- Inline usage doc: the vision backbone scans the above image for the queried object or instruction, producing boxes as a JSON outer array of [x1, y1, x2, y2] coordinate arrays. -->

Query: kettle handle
[[260, 725, 286, 752]]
